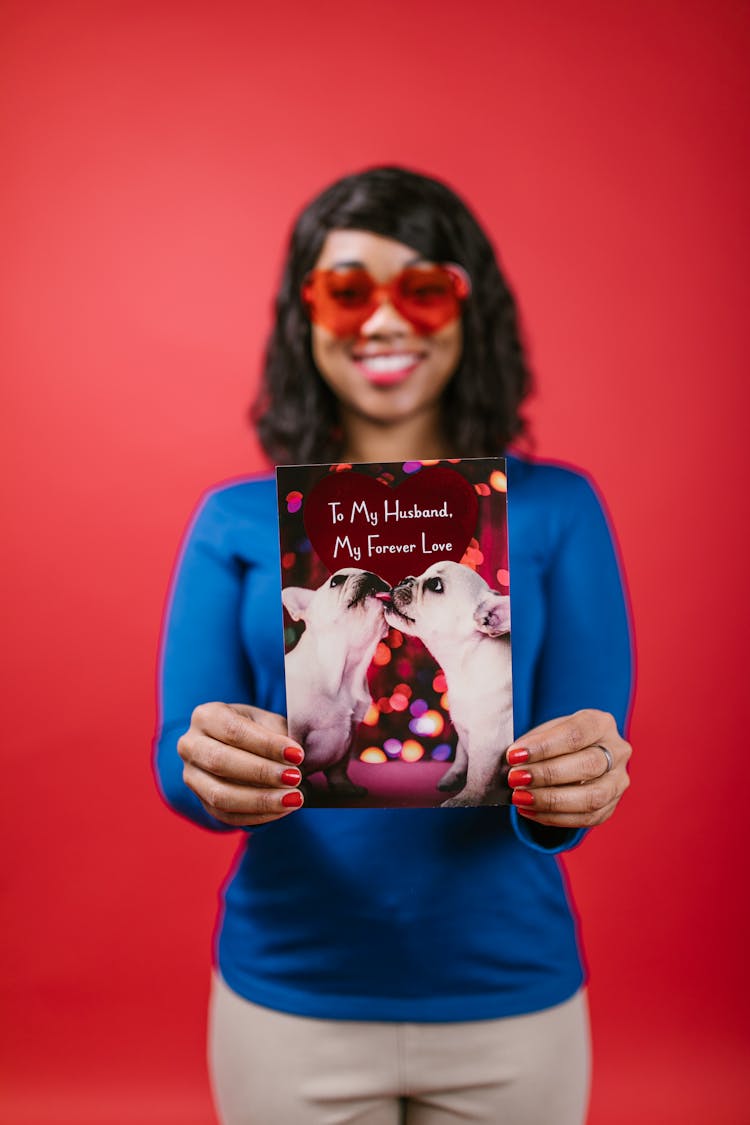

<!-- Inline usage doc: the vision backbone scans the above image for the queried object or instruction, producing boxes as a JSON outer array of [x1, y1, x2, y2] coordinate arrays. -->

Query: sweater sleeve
[[152, 489, 257, 833], [510, 471, 634, 854]]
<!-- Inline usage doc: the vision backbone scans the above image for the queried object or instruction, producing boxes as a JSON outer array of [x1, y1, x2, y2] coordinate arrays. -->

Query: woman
[[154, 166, 633, 1125]]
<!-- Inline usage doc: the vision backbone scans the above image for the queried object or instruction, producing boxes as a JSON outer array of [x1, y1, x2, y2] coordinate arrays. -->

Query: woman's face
[[308, 230, 463, 431]]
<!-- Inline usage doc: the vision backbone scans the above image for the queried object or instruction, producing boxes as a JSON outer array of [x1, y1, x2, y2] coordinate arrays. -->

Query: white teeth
[[358, 354, 419, 374]]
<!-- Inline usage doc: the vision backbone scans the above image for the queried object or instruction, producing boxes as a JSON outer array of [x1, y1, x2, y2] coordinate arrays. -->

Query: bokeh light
[[409, 710, 445, 737], [383, 738, 402, 758], [373, 643, 391, 667], [432, 743, 453, 762], [490, 470, 507, 492], [362, 702, 380, 726], [496, 568, 510, 587], [432, 672, 447, 693], [390, 692, 409, 712], [360, 747, 387, 764], [461, 545, 484, 567], [401, 739, 425, 762], [402, 462, 422, 474], [410, 698, 428, 717], [474, 482, 490, 496]]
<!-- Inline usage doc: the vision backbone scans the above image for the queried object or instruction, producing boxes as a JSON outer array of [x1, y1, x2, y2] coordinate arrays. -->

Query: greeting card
[[276, 458, 512, 808]]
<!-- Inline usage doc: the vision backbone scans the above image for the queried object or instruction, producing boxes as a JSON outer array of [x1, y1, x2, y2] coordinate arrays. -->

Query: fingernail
[[281, 768, 302, 786], [507, 747, 530, 765], [512, 789, 535, 807], [281, 790, 304, 807], [283, 746, 304, 765], [508, 769, 533, 788]]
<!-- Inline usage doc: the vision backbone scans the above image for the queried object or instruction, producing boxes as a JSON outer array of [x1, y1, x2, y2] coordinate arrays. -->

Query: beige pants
[[208, 972, 591, 1125]]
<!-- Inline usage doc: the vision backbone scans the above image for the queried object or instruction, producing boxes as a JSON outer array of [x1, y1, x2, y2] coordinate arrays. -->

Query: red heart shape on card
[[304, 467, 479, 587]]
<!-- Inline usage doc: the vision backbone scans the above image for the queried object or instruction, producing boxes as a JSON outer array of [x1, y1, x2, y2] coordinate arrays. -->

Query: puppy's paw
[[439, 794, 476, 808], [327, 780, 369, 798], [297, 778, 323, 806], [436, 770, 467, 792]]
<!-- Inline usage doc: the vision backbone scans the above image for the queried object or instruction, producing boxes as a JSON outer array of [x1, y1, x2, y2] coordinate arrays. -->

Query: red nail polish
[[281, 768, 302, 786], [512, 789, 535, 807], [508, 769, 533, 788], [283, 747, 304, 765], [507, 747, 530, 765], [281, 790, 303, 807]]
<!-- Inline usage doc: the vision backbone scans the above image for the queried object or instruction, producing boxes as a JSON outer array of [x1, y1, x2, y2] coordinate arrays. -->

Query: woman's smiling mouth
[[352, 351, 426, 386]]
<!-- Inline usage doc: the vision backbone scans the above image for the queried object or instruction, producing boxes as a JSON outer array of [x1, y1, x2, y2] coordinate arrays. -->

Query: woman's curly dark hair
[[252, 166, 533, 464]]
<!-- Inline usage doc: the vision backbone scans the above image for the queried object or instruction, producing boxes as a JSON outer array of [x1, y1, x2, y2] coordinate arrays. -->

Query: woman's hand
[[177, 703, 305, 827], [505, 709, 631, 828]]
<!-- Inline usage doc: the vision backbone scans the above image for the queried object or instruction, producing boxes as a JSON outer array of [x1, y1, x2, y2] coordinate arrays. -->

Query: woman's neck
[[340, 409, 452, 464]]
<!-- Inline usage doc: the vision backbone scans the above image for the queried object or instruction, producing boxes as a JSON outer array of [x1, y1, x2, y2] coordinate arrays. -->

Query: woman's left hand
[[506, 709, 632, 828]]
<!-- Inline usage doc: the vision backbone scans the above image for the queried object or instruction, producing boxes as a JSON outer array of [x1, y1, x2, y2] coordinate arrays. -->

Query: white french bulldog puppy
[[383, 560, 512, 806], [282, 568, 389, 797]]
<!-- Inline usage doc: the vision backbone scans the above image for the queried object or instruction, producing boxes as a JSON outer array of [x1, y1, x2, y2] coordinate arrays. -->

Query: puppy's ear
[[282, 586, 315, 623], [473, 592, 511, 637]]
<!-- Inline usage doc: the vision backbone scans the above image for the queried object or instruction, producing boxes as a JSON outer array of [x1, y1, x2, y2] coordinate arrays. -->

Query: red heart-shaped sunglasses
[[301, 263, 471, 337]]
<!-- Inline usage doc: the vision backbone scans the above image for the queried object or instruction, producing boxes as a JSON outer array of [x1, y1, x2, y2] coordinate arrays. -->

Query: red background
[[2, 3, 748, 1122]]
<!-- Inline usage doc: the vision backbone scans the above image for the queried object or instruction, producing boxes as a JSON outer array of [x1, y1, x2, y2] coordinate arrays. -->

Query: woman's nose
[[359, 296, 412, 336]]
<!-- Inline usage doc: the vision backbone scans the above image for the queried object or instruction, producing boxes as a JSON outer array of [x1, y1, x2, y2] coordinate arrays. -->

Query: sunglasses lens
[[304, 269, 375, 335], [325, 269, 373, 308], [395, 266, 463, 333]]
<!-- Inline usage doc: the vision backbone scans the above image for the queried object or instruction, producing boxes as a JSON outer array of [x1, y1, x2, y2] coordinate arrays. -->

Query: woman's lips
[[352, 351, 425, 386]]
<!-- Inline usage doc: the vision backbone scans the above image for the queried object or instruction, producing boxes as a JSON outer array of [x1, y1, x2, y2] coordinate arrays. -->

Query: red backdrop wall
[[3, 3, 748, 1122]]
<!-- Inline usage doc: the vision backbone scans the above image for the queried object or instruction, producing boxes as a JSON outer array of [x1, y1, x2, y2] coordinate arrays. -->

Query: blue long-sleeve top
[[153, 455, 633, 1021]]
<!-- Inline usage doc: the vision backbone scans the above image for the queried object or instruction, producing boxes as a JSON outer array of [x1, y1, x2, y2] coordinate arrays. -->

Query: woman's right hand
[[177, 702, 305, 827]]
